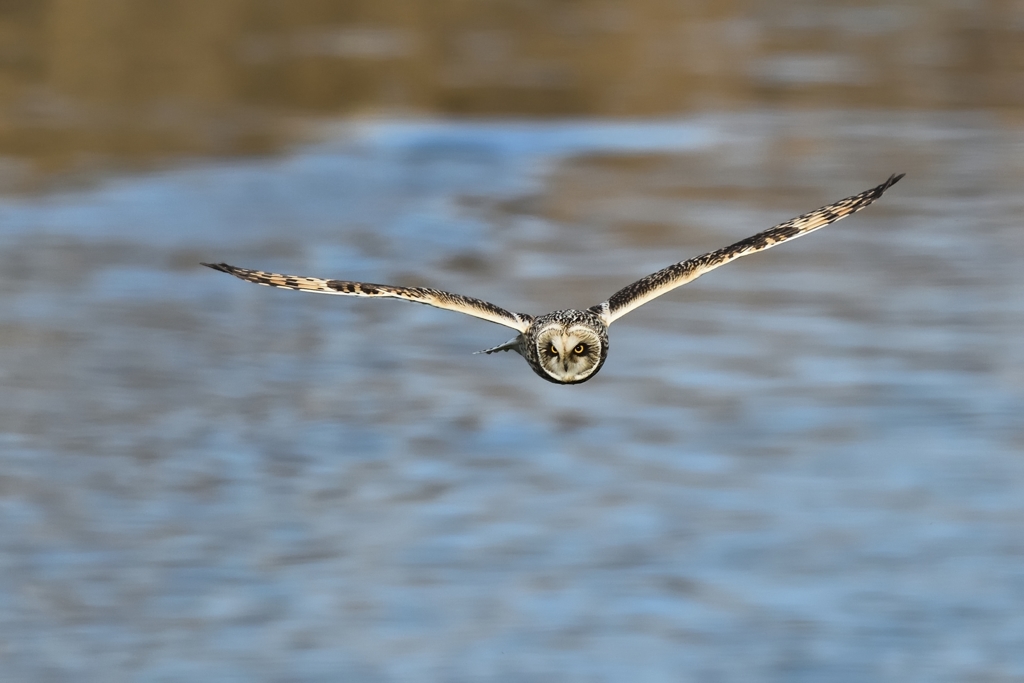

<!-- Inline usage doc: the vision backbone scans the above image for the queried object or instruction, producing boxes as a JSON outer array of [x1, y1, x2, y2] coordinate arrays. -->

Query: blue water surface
[[1, 111, 1023, 682]]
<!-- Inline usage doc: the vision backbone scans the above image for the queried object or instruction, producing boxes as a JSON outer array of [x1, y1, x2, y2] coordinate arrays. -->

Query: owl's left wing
[[202, 263, 533, 333], [590, 174, 904, 325]]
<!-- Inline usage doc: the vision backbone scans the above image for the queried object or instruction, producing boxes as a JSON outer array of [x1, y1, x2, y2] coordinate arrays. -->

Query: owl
[[204, 174, 903, 384]]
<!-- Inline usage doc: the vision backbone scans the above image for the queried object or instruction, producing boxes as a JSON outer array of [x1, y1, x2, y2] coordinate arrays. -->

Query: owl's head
[[528, 310, 609, 384]]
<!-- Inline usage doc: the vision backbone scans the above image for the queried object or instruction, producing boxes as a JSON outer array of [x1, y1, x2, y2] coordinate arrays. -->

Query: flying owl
[[204, 174, 903, 384]]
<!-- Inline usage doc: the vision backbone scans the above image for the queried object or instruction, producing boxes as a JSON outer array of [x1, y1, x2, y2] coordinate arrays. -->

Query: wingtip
[[201, 262, 232, 273], [884, 173, 906, 189]]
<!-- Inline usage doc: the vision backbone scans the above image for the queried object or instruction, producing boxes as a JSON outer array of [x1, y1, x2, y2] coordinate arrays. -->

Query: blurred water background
[[2, 2, 1024, 681]]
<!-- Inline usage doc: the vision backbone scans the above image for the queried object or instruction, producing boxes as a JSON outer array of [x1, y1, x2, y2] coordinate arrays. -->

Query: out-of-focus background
[[2, 2, 1024, 681]]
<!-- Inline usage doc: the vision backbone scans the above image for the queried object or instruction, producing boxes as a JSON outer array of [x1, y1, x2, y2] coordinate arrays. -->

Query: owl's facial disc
[[536, 325, 603, 384]]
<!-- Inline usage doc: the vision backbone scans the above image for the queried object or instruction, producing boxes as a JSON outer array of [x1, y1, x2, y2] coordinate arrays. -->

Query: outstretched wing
[[590, 173, 904, 325], [202, 263, 533, 333]]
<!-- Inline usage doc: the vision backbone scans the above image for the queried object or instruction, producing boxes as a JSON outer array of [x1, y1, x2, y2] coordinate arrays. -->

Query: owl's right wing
[[202, 263, 533, 333], [590, 174, 904, 325]]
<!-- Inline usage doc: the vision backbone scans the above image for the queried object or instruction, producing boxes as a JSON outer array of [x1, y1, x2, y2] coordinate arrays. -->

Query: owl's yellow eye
[[548, 343, 559, 356], [573, 343, 586, 355]]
